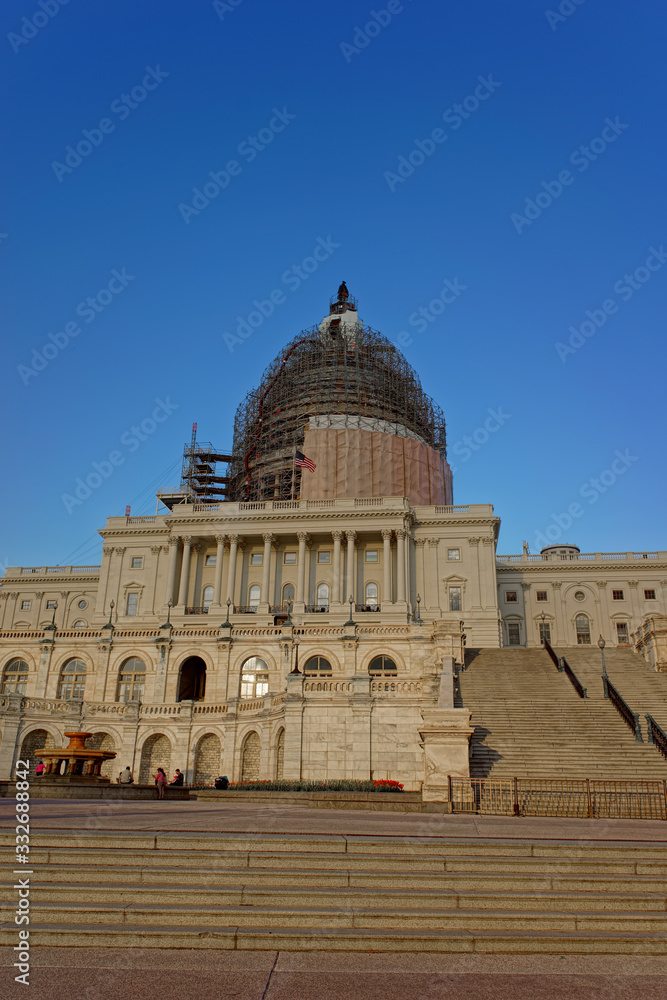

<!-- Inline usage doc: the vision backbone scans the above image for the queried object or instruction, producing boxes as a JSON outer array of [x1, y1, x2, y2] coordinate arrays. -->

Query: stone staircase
[[2, 830, 667, 953], [554, 646, 667, 734], [459, 648, 667, 780]]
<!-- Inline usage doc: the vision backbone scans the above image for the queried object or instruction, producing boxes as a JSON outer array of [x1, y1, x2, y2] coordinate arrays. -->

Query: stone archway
[[87, 732, 117, 780], [194, 733, 221, 786], [275, 728, 285, 780], [241, 731, 260, 781], [139, 733, 172, 784], [177, 656, 206, 702], [20, 729, 56, 775]]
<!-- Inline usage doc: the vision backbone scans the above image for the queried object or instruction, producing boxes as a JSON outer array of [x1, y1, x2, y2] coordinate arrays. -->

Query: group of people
[[118, 765, 184, 798]]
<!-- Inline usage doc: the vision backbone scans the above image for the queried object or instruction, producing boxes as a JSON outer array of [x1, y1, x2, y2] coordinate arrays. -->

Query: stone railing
[[497, 551, 662, 564], [303, 680, 352, 693], [371, 679, 423, 695], [15, 566, 100, 575]]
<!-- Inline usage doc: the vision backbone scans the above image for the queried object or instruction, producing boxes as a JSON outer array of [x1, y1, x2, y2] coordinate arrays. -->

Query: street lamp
[[44, 601, 58, 632], [160, 599, 172, 630], [221, 597, 232, 628], [598, 634, 609, 698], [414, 594, 423, 624], [345, 595, 355, 626], [540, 610, 546, 645]]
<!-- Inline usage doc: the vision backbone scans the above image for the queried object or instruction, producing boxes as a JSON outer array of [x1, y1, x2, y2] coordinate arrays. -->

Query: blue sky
[[2, 0, 665, 569]]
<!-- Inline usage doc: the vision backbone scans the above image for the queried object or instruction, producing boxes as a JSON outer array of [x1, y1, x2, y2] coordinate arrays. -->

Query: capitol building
[[1, 289, 665, 793]]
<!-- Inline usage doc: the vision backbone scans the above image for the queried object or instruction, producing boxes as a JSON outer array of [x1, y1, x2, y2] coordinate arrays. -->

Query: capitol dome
[[227, 286, 453, 505]]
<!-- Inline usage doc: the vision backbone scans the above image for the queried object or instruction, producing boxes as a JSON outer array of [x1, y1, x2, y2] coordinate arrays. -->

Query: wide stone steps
[[1, 832, 666, 953], [460, 648, 667, 778]]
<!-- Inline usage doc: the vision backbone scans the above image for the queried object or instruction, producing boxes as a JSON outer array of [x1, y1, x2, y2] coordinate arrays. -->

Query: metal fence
[[449, 777, 667, 820]]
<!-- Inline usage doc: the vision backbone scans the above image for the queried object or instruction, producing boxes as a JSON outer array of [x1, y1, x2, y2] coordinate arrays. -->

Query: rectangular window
[[644, 589, 656, 600], [505, 591, 518, 603], [126, 593, 138, 616], [536, 591, 548, 602], [449, 587, 462, 612], [20, 600, 31, 611], [612, 590, 624, 601], [447, 548, 460, 561], [365, 550, 378, 562], [46, 600, 57, 610], [616, 622, 629, 643], [284, 552, 297, 564], [507, 623, 520, 645], [205, 555, 216, 566], [131, 557, 143, 569], [317, 551, 331, 563], [539, 622, 551, 645], [250, 553, 263, 565]]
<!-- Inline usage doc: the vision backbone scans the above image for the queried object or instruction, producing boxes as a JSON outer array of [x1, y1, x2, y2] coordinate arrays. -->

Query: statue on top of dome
[[337, 280, 349, 303]]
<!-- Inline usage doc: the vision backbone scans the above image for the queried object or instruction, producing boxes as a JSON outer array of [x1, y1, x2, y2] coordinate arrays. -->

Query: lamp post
[[285, 599, 293, 626], [414, 593, 423, 624], [598, 634, 609, 698], [221, 596, 232, 629], [345, 595, 355, 626], [44, 601, 58, 633], [540, 610, 546, 646], [160, 599, 172, 630]]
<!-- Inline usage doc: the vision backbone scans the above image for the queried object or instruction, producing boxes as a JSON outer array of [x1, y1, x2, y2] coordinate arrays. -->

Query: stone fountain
[[38, 731, 116, 781]]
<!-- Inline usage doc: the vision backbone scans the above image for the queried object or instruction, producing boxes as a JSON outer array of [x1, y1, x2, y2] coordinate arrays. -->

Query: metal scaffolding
[[227, 317, 448, 502]]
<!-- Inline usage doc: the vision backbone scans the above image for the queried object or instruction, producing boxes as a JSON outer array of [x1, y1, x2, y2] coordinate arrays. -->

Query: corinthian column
[[165, 536, 179, 605], [260, 533, 273, 611], [212, 534, 226, 607], [177, 536, 193, 607], [382, 529, 392, 605], [396, 529, 406, 604], [346, 531, 357, 604], [226, 535, 239, 605], [332, 531, 343, 606], [296, 532, 309, 607]]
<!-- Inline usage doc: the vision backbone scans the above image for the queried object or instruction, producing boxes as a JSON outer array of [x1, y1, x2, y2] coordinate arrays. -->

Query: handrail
[[559, 654, 587, 699], [543, 637, 560, 669], [646, 714, 667, 759], [544, 639, 586, 698], [605, 678, 642, 742]]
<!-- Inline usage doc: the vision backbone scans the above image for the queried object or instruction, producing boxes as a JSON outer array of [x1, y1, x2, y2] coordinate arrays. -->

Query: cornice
[[496, 561, 667, 574]]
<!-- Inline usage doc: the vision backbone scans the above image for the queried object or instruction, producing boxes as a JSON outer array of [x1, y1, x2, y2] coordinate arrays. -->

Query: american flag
[[295, 450, 316, 472]]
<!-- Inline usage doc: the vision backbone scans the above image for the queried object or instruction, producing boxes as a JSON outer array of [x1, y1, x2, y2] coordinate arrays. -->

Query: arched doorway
[[275, 728, 285, 780], [139, 733, 172, 783], [241, 731, 260, 781], [194, 733, 221, 785], [177, 656, 206, 701], [20, 728, 56, 775], [87, 732, 116, 779]]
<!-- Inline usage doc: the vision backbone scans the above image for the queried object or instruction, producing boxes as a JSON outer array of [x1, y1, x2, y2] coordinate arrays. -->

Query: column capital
[[395, 528, 406, 540], [345, 530, 357, 542], [228, 534, 241, 545], [553, 581, 562, 589], [628, 580, 639, 588], [35, 591, 44, 599], [151, 546, 162, 555], [168, 535, 180, 547], [414, 537, 426, 548], [190, 542, 202, 553], [180, 536, 193, 546], [469, 536, 481, 547], [271, 537, 280, 550], [103, 546, 114, 555], [482, 537, 494, 547], [596, 580, 607, 589], [114, 546, 126, 554], [215, 533, 227, 544], [381, 528, 393, 541], [427, 537, 439, 548], [237, 539, 247, 551], [297, 531, 310, 543], [521, 582, 531, 592], [332, 530, 344, 541], [262, 532, 274, 544]]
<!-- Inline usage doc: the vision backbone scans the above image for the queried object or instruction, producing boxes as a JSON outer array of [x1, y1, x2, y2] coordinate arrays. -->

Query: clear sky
[[2, 0, 665, 570]]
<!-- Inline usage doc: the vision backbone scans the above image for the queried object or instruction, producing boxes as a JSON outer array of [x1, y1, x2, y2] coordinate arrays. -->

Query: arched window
[[369, 655, 397, 676], [241, 656, 269, 699], [249, 585, 261, 608], [117, 657, 146, 702], [365, 582, 378, 608], [316, 583, 329, 610], [575, 614, 591, 645], [2, 658, 28, 694], [202, 586, 214, 609], [282, 583, 295, 605], [58, 658, 87, 699], [72, 620, 87, 629], [304, 656, 332, 675]]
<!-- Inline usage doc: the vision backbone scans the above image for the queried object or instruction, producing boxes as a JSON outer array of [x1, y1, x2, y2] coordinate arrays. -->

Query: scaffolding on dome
[[179, 423, 233, 504], [227, 322, 448, 502]]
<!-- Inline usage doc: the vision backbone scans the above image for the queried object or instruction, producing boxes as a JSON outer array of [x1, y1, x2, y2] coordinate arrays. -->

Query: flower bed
[[190, 778, 404, 792]]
